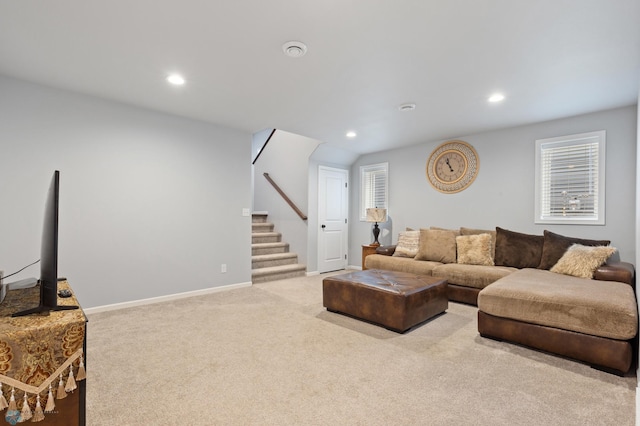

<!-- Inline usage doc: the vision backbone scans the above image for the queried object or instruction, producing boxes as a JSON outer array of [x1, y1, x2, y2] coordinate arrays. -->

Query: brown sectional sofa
[[364, 227, 638, 373]]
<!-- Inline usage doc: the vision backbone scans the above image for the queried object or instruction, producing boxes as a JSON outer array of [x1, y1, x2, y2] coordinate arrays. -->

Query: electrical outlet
[[221, 264, 227, 273], [242, 208, 250, 217]]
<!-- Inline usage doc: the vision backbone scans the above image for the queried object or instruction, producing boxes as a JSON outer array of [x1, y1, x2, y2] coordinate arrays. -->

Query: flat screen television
[[12, 170, 78, 317]]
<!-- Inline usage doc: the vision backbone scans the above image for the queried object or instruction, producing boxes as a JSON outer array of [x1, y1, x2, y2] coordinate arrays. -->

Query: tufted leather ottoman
[[323, 269, 448, 332]]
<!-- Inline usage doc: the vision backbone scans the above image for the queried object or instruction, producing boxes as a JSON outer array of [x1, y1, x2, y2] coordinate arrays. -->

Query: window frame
[[359, 162, 389, 221], [534, 130, 606, 225]]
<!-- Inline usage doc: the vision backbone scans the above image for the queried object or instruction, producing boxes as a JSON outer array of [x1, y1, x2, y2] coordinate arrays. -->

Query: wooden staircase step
[[252, 253, 298, 269], [252, 242, 289, 255], [251, 264, 306, 284], [252, 232, 281, 244], [252, 222, 275, 233], [252, 212, 268, 223]]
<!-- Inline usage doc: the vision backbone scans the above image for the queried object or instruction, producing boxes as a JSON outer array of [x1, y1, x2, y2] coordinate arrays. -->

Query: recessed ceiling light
[[488, 93, 505, 103], [282, 41, 308, 58], [399, 103, 416, 111], [346, 131, 357, 138], [167, 74, 185, 85]]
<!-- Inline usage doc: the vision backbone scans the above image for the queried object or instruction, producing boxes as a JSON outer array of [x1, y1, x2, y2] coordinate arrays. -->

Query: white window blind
[[535, 131, 605, 225], [360, 163, 388, 221]]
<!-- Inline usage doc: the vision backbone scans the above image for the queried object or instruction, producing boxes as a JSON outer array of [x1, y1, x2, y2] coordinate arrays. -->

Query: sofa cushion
[[550, 244, 617, 279], [430, 226, 461, 235], [392, 230, 420, 258], [538, 230, 610, 270], [432, 263, 516, 290], [456, 234, 494, 266], [364, 254, 440, 276], [494, 227, 544, 269], [415, 228, 457, 264], [460, 227, 496, 258], [478, 268, 638, 340]]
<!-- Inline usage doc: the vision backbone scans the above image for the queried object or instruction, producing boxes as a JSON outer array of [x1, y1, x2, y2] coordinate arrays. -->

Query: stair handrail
[[263, 173, 308, 221]]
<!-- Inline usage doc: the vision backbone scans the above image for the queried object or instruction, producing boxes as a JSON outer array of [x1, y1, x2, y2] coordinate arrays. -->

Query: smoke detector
[[282, 41, 308, 58]]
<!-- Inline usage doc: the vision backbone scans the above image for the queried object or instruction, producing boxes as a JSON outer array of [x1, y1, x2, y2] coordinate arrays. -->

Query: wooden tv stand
[[0, 281, 86, 425]]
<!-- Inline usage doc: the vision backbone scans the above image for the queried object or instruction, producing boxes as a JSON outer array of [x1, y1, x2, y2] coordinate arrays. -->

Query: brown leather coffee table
[[322, 269, 448, 333]]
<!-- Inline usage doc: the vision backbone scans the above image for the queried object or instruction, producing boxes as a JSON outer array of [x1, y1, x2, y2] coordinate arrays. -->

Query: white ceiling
[[0, 1, 638, 155]]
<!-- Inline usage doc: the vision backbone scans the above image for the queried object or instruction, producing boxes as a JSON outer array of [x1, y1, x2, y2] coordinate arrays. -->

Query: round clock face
[[426, 140, 479, 193]]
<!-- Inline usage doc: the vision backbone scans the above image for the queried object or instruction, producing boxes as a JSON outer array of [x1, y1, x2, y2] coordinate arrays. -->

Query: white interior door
[[318, 166, 348, 273]]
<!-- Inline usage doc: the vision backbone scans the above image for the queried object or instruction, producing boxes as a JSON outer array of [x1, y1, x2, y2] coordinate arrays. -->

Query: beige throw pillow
[[392, 230, 420, 258], [460, 227, 497, 259], [456, 233, 494, 266], [550, 244, 617, 279], [415, 228, 457, 264]]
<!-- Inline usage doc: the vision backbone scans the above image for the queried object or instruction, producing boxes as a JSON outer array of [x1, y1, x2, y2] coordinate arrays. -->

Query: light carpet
[[86, 271, 636, 425]]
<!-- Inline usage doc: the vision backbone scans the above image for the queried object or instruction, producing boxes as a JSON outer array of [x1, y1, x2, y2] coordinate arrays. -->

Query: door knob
[[321, 224, 326, 229]]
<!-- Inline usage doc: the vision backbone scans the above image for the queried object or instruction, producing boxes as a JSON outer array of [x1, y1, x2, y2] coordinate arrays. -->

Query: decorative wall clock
[[426, 140, 479, 193]]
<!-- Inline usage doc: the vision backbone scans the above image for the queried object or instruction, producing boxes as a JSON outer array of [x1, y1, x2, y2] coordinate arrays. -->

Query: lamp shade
[[366, 208, 387, 223]]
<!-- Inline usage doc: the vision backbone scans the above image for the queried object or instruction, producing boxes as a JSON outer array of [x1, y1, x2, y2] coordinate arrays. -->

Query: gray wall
[[251, 128, 273, 163], [0, 75, 252, 309], [351, 105, 638, 264], [253, 130, 320, 265]]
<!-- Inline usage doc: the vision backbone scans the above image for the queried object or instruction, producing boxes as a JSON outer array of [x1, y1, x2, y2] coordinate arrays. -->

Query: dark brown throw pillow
[[537, 230, 610, 270], [494, 227, 544, 268]]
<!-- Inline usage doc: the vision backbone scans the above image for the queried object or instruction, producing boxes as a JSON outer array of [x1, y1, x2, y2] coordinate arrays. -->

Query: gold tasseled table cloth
[[0, 281, 86, 423]]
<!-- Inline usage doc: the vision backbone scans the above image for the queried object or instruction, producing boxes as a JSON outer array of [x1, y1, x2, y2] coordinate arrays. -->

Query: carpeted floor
[[86, 271, 636, 425]]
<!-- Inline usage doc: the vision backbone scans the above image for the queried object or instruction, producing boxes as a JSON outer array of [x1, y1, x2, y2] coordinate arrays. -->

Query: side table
[[362, 244, 379, 270], [0, 281, 86, 425]]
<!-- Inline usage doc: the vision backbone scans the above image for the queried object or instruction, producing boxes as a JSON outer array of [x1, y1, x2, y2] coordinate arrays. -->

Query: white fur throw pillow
[[456, 233, 494, 266], [392, 230, 420, 258], [550, 244, 617, 279]]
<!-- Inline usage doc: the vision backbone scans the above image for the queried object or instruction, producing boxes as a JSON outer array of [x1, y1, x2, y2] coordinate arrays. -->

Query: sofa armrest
[[594, 261, 635, 288], [376, 245, 396, 256]]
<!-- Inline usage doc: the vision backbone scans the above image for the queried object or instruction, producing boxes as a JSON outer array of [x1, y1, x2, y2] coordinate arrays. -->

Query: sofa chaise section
[[477, 267, 638, 373]]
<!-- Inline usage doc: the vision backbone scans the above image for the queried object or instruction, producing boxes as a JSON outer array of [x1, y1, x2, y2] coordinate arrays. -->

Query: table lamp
[[366, 208, 387, 246]]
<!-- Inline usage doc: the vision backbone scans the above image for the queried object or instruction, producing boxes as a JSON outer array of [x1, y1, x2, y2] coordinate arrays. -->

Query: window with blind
[[534, 131, 605, 225], [360, 163, 388, 221]]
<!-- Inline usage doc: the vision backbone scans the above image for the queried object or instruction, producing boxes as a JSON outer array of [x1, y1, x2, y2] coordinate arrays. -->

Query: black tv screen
[[13, 171, 77, 316], [40, 170, 59, 307]]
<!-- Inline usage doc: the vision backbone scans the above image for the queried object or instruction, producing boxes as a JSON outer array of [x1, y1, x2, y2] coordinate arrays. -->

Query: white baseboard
[[308, 267, 361, 276], [347, 264, 363, 271], [84, 281, 252, 315], [636, 386, 639, 426]]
